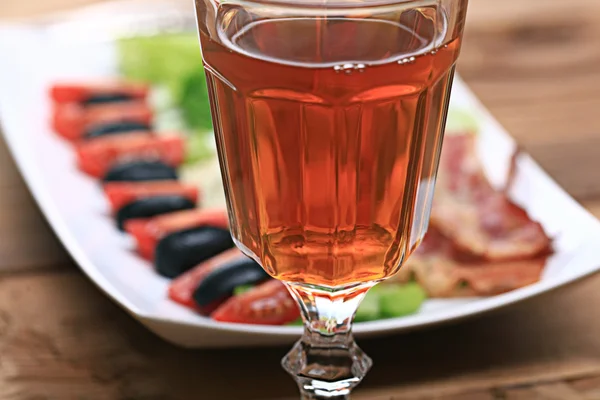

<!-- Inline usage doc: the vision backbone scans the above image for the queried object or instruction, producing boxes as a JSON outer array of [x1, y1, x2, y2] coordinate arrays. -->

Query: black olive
[[116, 195, 195, 231], [82, 93, 133, 105], [155, 226, 234, 278], [192, 257, 269, 308], [103, 161, 178, 182], [85, 121, 151, 139]]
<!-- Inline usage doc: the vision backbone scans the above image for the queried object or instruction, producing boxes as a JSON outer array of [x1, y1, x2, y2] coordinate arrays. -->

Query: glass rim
[[206, 0, 440, 11]]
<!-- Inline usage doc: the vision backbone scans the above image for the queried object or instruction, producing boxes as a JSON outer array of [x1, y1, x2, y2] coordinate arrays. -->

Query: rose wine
[[199, 9, 462, 288]]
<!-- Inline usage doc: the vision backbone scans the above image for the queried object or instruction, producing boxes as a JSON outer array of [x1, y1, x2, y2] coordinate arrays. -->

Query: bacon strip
[[430, 133, 551, 261], [402, 229, 547, 297], [388, 134, 552, 297]]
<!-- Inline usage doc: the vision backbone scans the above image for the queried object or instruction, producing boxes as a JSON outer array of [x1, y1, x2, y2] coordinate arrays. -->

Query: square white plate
[[1, 1, 599, 348]]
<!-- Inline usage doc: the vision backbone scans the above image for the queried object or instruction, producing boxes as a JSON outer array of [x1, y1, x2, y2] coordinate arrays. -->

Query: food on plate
[[168, 253, 427, 323], [118, 35, 215, 163], [192, 257, 270, 312], [169, 248, 244, 314], [352, 283, 425, 323], [211, 280, 300, 325], [356, 283, 427, 322], [52, 101, 153, 141], [102, 160, 179, 182], [104, 181, 199, 213], [125, 208, 229, 260], [431, 133, 551, 261], [47, 72, 554, 326], [50, 81, 149, 105], [85, 121, 152, 140], [115, 195, 196, 231], [353, 287, 380, 323], [118, 35, 212, 131], [399, 228, 548, 297], [154, 226, 235, 278], [76, 133, 185, 177], [386, 133, 553, 298]]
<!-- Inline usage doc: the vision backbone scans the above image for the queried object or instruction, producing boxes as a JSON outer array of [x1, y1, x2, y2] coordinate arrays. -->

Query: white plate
[[1, 2, 600, 348]]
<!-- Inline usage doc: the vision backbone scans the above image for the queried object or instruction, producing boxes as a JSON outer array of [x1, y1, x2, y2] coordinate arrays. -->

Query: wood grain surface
[[1, 0, 600, 399]]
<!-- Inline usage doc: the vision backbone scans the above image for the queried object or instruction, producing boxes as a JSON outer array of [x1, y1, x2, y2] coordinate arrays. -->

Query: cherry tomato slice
[[211, 280, 300, 325], [52, 101, 153, 141], [168, 248, 244, 314], [124, 208, 229, 260], [104, 181, 200, 213], [50, 81, 149, 104], [76, 133, 185, 178]]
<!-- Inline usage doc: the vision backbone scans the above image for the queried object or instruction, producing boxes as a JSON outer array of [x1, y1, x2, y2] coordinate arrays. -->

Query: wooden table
[[2, 0, 600, 398]]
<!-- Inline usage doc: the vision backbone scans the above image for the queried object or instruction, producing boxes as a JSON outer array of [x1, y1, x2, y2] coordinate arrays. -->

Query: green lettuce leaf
[[118, 33, 202, 99]]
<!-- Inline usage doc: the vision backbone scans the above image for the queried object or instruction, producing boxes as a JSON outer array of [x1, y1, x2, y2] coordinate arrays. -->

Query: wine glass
[[193, 0, 469, 397]]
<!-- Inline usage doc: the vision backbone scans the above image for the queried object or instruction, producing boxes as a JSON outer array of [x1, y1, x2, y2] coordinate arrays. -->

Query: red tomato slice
[[76, 133, 185, 178], [125, 208, 229, 260], [103, 181, 200, 212], [211, 280, 300, 325], [50, 81, 149, 104], [168, 248, 244, 314], [52, 101, 153, 141]]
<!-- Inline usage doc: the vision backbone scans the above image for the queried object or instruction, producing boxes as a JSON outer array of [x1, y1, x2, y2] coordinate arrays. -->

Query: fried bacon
[[430, 133, 551, 261], [403, 229, 547, 297], [389, 133, 552, 297]]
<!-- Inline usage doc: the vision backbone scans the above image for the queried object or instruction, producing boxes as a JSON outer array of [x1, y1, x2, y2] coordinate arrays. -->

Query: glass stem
[[301, 393, 349, 400], [282, 282, 374, 399]]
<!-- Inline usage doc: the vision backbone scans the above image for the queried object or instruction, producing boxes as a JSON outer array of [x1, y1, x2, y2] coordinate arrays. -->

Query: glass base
[[282, 336, 372, 399]]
